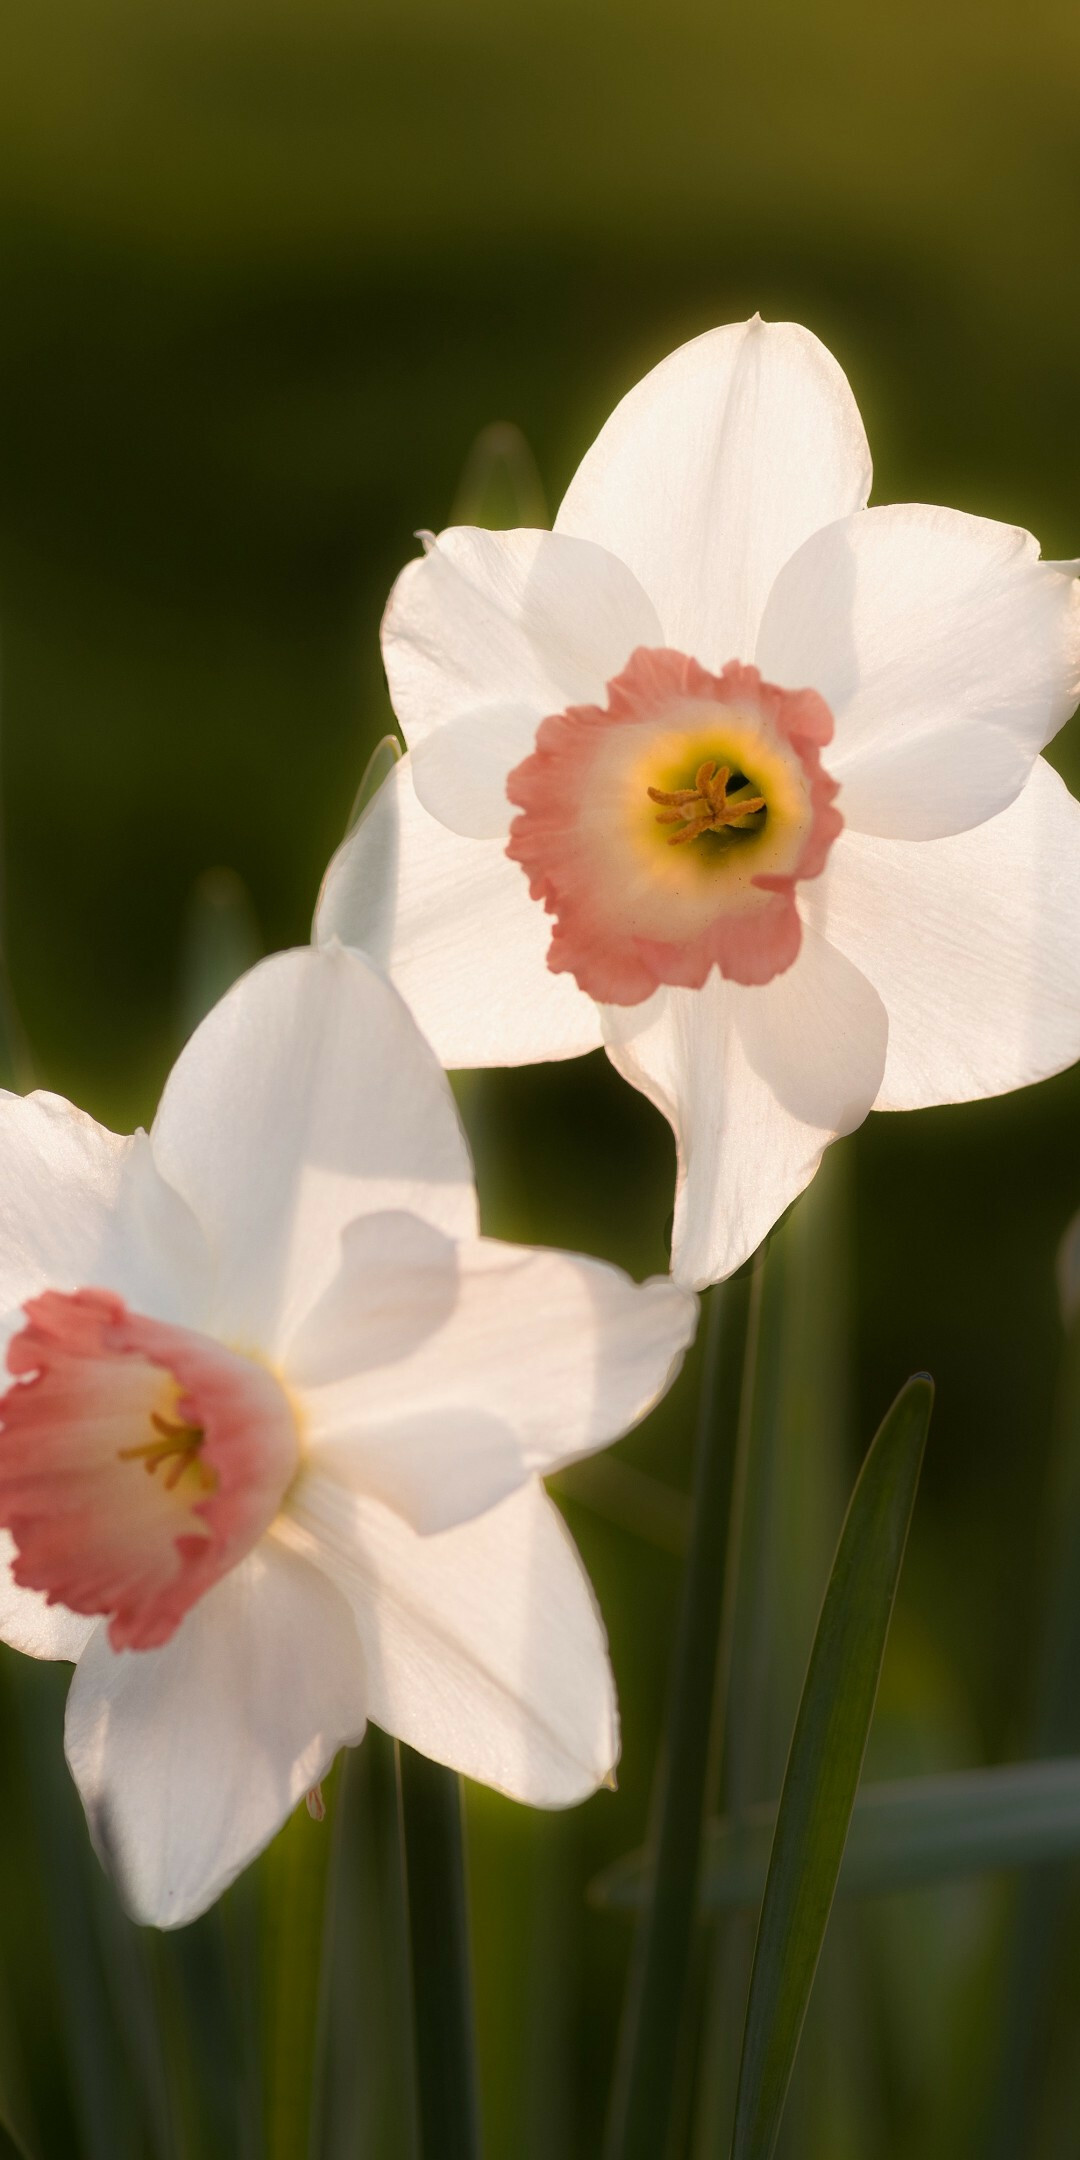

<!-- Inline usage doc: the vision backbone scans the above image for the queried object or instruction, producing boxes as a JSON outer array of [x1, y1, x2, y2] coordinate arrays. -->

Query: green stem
[[604, 1266, 760, 2160], [262, 1791, 334, 2160], [397, 1745, 482, 2160], [693, 1153, 855, 2157]]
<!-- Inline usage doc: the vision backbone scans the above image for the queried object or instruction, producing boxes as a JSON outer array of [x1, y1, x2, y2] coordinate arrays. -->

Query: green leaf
[[691, 1148, 858, 2158], [178, 867, 262, 1040], [602, 1272, 760, 2160], [261, 1786, 335, 2160], [311, 1733, 418, 2155], [731, 1373, 933, 2160], [450, 421, 548, 530], [397, 1744, 481, 2160], [593, 1755, 1080, 1912], [552, 1453, 690, 1556]]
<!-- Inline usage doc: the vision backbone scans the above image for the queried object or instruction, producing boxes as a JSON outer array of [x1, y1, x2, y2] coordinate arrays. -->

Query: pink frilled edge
[[506, 648, 842, 1005], [0, 1289, 298, 1651]]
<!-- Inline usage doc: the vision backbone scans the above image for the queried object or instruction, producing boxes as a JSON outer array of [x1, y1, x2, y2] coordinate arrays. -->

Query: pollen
[[647, 761, 766, 847]]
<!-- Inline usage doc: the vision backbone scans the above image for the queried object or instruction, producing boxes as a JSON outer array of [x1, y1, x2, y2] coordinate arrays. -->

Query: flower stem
[[692, 1151, 855, 2155], [397, 1745, 482, 2160], [262, 1786, 334, 2160], [604, 1264, 761, 2160]]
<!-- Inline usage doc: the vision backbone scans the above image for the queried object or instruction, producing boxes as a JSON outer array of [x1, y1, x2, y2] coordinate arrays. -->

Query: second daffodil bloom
[[0, 945, 695, 1927], [315, 316, 1080, 1286]]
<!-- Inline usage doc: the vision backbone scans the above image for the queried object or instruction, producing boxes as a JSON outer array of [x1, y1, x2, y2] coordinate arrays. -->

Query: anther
[[118, 1412, 215, 1493], [647, 761, 766, 846]]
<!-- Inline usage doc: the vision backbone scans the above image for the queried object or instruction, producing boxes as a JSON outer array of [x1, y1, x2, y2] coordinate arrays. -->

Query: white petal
[[0, 1532, 97, 1660], [555, 317, 871, 666], [756, 505, 1080, 839], [313, 755, 603, 1069], [278, 1478, 617, 1805], [150, 945, 478, 1355], [289, 1233, 698, 1533], [65, 1542, 367, 1928], [411, 705, 546, 839], [603, 927, 888, 1287], [383, 526, 663, 756], [0, 1093, 211, 1351], [282, 1210, 459, 1377], [804, 758, 1080, 1109]]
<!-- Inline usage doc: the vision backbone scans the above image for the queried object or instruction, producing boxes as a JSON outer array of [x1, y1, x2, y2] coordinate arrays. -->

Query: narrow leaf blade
[[397, 1744, 481, 2160], [593, 1755, 1080, 1912], [731, 1373, 933, 2160], [178, 868, 262, 1041], [451, 420, 548, 529], [603, 1273, 758, 2160]]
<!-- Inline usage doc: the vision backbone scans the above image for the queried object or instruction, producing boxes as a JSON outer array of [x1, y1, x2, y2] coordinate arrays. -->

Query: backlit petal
[[756, 505, 1080, 838], [602, 927, 887, 1286], [314, 756, 602, 1068], [0, 1532, 97, 1661], [289, 1232, 698, 1532], [556, 317, 871, 666], [65, 1541, 366, 1928], [805, 758, 1080, 1108], [411, 704, 547, 840], [277, 1478, 617, 1805], [0, 1094, 211, 1354], [150, 945, 477, 1356], [383, 527, 663, 773], [281, 1210, 459, 1378]]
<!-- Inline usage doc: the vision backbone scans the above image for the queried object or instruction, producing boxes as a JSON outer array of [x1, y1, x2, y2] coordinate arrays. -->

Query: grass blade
[[450, 421, 548, 530], [311, 1733, 417, 2159], [150, 1909, 248, 2160], [10, 1659, 146, 2160], [594, 1755, 1080, 1911], [731, 1374, 933, 2160], [603, 1269, 760, 2160], [690, 1152, 857, 2160], [262, 1789, 336, 2160], [177, 867, 262, 1042], [397, 1745, 481, 2160]]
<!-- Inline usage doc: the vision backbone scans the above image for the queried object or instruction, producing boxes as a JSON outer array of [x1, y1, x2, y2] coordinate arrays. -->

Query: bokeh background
[[1, 1, 1080, 2154]]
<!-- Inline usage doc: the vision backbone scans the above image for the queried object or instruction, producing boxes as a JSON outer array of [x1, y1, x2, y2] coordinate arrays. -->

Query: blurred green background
[[1, 0, 1080, 2153]]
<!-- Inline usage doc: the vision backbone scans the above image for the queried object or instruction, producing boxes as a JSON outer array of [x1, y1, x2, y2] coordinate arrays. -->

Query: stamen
[[118, 1412, 216, 1494], [647, 760, 766, 847]]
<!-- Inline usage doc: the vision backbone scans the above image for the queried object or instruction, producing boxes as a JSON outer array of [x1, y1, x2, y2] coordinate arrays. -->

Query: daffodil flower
[[316, 316, 1080, 1286], [0, 945, 696, 1927]]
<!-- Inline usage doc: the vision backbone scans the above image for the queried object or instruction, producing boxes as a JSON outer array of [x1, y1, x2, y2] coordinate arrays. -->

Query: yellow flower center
[[646, 759, 767, 848]]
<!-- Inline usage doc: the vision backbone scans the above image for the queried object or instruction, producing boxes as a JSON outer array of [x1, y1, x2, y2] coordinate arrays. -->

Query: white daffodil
[[315, 316, 1080, 1287], [0, 944, 695, 1928]]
